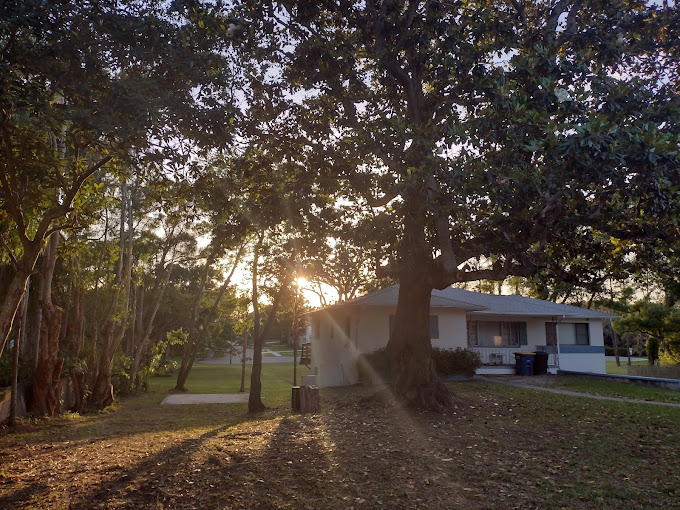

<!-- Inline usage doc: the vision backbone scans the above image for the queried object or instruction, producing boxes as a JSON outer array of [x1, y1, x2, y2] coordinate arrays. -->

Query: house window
[[389, 314, 439, 340], [313, 319, 320, 340], [467, 320, 527, 347], [545, 322, 556, 346], [557, 323, 590, 345], [430, 315, 439, 339]]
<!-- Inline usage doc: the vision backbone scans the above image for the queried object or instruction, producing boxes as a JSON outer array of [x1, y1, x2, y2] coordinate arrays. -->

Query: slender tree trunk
[[612, 321, 621, 367], [31, 232, 65, 416], [68, 282, 86, 413], [131, 265, 173, 388], [89, 181, 133, 408], [0, 254, 39, 359], [248, 235, 265, 412], [174, 253, 213, 392], [19, 276, 30, 356], [239, 328, 247, 392], [386, 192, 452, 411], [9, 294, 24, 427], [248, 235, 293, 413], [174, 242, 245, 391]]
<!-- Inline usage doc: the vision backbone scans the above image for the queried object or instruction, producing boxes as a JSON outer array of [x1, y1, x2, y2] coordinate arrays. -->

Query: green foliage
[[167, 328, 189, 346], [0, 351, 32, 388], [432, 348, 482, 378], [615, 301, 680, 364], [111, 353, 133, 396]]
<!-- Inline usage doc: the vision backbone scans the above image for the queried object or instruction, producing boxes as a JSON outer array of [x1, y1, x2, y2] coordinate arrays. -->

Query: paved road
[[198, 345, 296, 364], [478, 375, 680, 408], [604, 356, 647, 362]]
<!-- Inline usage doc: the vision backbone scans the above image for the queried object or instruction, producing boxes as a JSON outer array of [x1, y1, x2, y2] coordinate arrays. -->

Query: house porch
[[472, 346, 559, 375]]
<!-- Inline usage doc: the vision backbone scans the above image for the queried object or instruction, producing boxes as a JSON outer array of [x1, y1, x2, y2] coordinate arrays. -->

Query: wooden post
[[299, 385, 320, 414]]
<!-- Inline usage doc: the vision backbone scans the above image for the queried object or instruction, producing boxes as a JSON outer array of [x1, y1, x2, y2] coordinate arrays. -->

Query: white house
[[307, 285, 618, 387]]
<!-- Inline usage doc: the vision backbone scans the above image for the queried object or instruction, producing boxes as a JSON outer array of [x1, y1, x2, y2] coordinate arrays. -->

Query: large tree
[[239, 0, 680, 408], [0, 0, 238, 358]]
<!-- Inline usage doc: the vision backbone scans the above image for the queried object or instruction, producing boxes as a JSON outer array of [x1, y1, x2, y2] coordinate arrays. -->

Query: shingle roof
[[308, 284, 618, 319]]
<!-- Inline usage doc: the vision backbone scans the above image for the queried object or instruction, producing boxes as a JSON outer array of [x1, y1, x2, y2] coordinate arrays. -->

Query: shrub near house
[[358, 347, 481, 385]]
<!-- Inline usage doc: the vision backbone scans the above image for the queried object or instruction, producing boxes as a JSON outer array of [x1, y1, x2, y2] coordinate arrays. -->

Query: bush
[[432, 348, 482, 378], [111, 353, 132, 396], [357, 348, 390, 385], [0, 352, 33, 388], [357, 346, 482, 385], [154, 359, 178, 377]]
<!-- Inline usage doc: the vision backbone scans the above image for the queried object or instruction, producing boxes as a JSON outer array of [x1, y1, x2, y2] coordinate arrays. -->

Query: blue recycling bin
[[514, 352, 535, 376]]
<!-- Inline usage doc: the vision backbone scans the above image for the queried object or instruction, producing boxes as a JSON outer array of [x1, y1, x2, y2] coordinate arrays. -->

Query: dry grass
[[1, 380, 679, 509]]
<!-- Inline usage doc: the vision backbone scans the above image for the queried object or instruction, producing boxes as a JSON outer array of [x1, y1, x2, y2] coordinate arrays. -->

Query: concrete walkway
[[478, 375, 680, 408], [161, 393, 249, 405]]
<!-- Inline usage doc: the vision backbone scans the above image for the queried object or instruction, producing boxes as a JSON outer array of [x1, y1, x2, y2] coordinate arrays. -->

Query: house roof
[[316, 284, 485, 311], [308, 284, 618, 320], [439, 287, 618, 320]]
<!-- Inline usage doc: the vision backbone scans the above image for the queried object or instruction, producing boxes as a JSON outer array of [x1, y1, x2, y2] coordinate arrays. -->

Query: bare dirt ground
[[1, 381, 679, 509]]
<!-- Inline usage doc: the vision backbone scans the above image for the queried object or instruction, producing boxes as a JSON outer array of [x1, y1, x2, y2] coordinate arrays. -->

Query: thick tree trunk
[[31, 233, 65, 417], [385, 192, 452, 411]]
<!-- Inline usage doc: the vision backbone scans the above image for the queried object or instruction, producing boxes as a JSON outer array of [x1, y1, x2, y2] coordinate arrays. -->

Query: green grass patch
[[543, 374, 680, 404], [149, 361, 310, 406], [606, 359, 647, 375]]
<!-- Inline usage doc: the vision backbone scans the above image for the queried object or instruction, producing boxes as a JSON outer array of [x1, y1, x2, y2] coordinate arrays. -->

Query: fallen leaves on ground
[[1, 382, 679, 509]]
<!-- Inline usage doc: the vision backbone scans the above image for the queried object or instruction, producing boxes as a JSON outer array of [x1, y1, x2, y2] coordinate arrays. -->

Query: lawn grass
[[541, 374, 680, 404], [149, 361, 310, 404], [606, 359, 647, 375], [2, 372, 680, 509]]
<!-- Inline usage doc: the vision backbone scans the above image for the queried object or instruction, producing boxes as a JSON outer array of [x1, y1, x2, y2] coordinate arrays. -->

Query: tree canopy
[[235, 0, 680, 408]]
